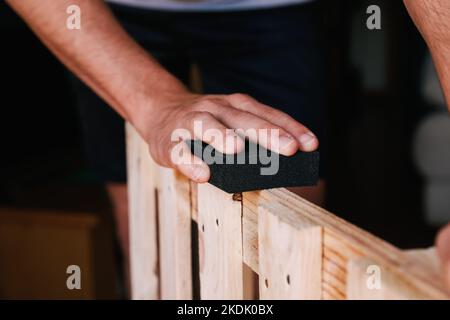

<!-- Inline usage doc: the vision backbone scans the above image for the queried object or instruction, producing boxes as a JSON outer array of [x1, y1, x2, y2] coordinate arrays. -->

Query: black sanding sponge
[[188, 140, 319, 193]]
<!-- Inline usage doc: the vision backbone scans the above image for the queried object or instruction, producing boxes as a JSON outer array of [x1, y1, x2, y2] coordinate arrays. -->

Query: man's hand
[[139, 91, 318, 182], [6, 0, 318, 183]]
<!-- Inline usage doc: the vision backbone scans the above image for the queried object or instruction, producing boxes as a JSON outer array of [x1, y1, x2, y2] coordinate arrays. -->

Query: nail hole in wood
[[202, 224, 205, 232], [232, 193, 242, 201], [286, 274, 290, 285], [215, 218, 219, 227], [265, 278, 269, 288]]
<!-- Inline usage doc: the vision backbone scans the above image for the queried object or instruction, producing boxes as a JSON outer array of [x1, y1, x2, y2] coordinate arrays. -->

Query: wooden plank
[[258, 203, 322, 299], [126, 124, 159, 300], [322, 281, 345, 300], [197, 184, 243, 299], [243, 263, 259, 300], [157, 168, 193, 299], [346, 249, 443, 300], [321, 229, 362, 299], [406, 248, 440, 272], [242, 198, 259, 272], [242, 189, 449, 299], [128, 123, 447, 300], [347, 257, 400, 299]]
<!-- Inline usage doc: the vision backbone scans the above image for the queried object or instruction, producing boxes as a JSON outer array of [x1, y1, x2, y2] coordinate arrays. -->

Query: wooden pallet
[[126, 124, 449, 300]]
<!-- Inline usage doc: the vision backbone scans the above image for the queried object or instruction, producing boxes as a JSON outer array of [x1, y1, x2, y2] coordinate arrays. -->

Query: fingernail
[[299, 132, 316, 147], [193, 166, 209, 182], [279, 135, 296, 150]]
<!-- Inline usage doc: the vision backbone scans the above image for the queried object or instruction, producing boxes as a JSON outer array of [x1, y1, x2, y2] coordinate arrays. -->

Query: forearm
[[6, 0, 320, 180], [6, 0, 187, 127], [404, 0, 450, 110]]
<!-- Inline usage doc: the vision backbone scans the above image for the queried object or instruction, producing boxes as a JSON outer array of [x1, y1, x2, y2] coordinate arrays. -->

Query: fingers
[[436, 223, 450, 288], [215, 107, 299, 156], [151, 93, 319, 184], [183, 111, 245, 155], [164, 111, 246, 183], [170, 141, 210, 183], [226, 93, 319, 152]]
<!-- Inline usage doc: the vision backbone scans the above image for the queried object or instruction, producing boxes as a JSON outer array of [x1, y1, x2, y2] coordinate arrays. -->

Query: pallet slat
[[126, 124, 449, 300], [258, 203, 322, 299], [347, 248, 444, 300], [126, 124, 159, 300], [197, 184, 244, 299], [242, 189, 449, 299], [157, 168, 193, 299]]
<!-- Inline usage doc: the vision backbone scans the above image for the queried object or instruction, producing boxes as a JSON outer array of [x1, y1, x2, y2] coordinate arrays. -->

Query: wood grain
[[197, 183, 244, 299], [258, 203, 322, 299], [243, 189, 449, 299], [345, 248, 443, 300], [126, 124, 159, 300], [127, 124, 448, 300], [157, 168, 193, 299], [346, 250, 443, 300]]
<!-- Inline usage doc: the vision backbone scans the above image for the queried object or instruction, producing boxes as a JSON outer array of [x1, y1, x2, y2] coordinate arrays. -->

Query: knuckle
[[264, 105, 282, 117], [231, 93, 250, 101], [226, 106, 243, 118], [190, 111, 214, 123], [230, 93, 257, 110], [193, 98, 218, 111]]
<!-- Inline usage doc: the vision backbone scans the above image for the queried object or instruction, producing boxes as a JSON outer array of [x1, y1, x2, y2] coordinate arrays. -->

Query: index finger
[[226, 93, 319, 152]]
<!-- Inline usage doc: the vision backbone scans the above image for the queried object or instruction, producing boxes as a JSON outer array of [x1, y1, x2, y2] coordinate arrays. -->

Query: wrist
[[127, 72, 192, 140]]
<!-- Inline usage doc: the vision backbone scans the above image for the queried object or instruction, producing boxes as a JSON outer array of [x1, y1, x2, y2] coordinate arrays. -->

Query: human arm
[[6, 0, 319, 182], [404, 0, 450, 289]]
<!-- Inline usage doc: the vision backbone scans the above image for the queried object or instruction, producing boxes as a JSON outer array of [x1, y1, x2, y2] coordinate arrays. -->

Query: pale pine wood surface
[[126, 124, 449, 300], [157, 169, 193, 299], [258, 203, 322, 299], [197, 183, 244, 299], [126, 124, 159, 300]]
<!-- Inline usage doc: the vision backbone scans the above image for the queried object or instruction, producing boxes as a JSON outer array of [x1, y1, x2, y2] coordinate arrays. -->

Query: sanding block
[[188, 140, 319, 193]]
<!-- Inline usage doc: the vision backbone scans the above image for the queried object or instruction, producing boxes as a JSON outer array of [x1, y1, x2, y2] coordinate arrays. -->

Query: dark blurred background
[[0, 0, 117, 299], [1, 0, 449, 299]]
